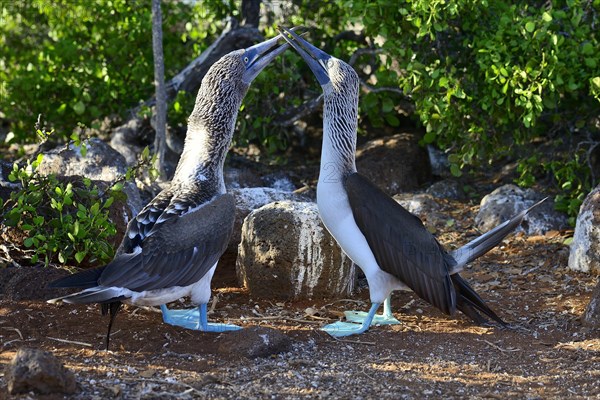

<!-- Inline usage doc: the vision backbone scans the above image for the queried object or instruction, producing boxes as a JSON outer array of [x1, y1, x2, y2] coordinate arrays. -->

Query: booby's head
[[279, 26, 359, 173], [188, 34, 290, 133], [186, 35, 288, 130], [176, 35, 289, 182], [277, 26, 359, 96]]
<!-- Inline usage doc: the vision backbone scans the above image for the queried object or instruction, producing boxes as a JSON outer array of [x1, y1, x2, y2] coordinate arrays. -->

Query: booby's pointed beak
[[277, 26, 331, 86], [242, 34, 289, 84]]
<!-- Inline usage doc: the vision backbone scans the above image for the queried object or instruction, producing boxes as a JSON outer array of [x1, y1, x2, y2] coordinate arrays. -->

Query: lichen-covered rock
[[393, 193, 440, 217], [356, 132, 431, 195], [392, 193, 444, 227], [217, 326, 293, 359], [475, 184, 568, 235], [426, 179, 466, 200], [5, 347, 77, 395], [38, 138, 128, 183], [228, 187, 310, 254], [568, 185, 600, 275], [35, 139, 144, 244], [582, 282, 600, 327], [237, 201, 355, 300]]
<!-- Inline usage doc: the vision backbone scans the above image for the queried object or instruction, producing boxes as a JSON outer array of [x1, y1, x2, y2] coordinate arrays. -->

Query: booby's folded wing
[[118, 187, 175, 254], [98, 192, 235, 291], [345, 173, 457, 315]]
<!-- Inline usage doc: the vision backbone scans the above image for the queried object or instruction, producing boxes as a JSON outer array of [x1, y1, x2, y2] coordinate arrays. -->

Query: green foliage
[[234, 3, 405, 158], [0, 0, 215, 143], [342, 0, 600, 219], [3, 154, 119, 266]]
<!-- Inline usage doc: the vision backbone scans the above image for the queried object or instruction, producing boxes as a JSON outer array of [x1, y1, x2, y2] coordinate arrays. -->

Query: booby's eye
[[243, 56, 249, 64]]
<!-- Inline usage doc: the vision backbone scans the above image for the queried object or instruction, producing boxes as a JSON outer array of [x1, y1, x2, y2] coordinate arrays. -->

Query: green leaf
[[104, 196, 114, 208], [582, 42, 594, 55], [381, 97, 394, 113], [24, 237, 34, 247], [423, 131, 436, 144], [72, 100, 86, 115], [525, 21, 535, 32], [450, 164, 463, 177], [75, 251, 86, 264], [73, 220, 80, 236], [90, 202, 100, 215], [542, 12, 552, 22], [585, 58, 597, 68], [384, 114, 400, 127]]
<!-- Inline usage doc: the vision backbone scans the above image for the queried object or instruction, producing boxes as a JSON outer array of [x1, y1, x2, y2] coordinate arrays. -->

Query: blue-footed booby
[[278, 27, 546, 337], [48, 34, 290, 349]]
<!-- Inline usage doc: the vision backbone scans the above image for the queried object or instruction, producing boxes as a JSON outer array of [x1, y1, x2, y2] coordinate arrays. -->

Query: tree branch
[[151, 0, 167, 178]]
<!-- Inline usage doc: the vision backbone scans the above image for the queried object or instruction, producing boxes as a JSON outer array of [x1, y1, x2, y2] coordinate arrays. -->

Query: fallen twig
[[331, 337, 376, 346], [3, 338, 37, 348], [2, 327, 24, 340], [47, 336, 93, 347], [479, 339, 520, 353], [237, 315, 324, 324]]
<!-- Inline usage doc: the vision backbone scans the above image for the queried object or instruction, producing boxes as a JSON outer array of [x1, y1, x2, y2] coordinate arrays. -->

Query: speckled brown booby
[[48, 34, 290, 349]]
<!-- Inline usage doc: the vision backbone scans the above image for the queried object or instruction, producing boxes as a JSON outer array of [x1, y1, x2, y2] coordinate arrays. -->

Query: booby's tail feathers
[[451, 273, 506, 326], [48, 266, 106, 289], [450, 197, 547, 272], [48, 287, 127, 305]]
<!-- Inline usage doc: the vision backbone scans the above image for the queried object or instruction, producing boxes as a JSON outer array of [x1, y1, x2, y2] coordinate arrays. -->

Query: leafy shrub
[[3, 154, 119, 266], [0, 0, 215, 143], [341, 0, 600, 219]]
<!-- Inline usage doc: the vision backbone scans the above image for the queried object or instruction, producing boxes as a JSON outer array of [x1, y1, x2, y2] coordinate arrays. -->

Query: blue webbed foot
[[160, 304, 241, 332], [322, 303, 381, 337], [343, 295, 400, 325], [343, 310, 401, 325]]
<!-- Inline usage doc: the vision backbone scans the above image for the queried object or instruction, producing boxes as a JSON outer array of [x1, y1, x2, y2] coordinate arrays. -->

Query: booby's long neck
[[172, 78, 246, 189], [319, 84, 359, 180]]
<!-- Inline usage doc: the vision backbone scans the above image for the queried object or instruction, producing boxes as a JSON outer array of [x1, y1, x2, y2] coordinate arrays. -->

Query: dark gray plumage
[[48, 34, 290, 349], [279, 26, 545, 336]]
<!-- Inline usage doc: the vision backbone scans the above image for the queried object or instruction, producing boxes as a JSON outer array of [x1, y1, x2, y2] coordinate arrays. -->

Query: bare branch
[[274, 94, 323, 127], [151, 0, 167, 178], [241, 0, 261, 27]]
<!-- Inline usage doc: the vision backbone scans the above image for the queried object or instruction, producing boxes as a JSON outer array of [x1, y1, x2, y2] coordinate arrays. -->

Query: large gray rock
[[39, 138, 127, 182], [228, 187, 310, 254], [475, 184, 568, 235], [38, 138, 143, 216], [35, 139, 144, 246], [5, 348, 77, 395], [582, 282, 600, 327], [356, 132, 431, 195], [237, 201, 356, 300], [568, 185, 600, 275], [0, 160, 19, 204], [426, 179, 466, 200], [393, 193, 444, 227]]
